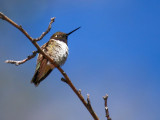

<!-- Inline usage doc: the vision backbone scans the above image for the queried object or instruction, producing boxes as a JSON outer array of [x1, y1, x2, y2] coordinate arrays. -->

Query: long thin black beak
[[67, 27, 81, 36]]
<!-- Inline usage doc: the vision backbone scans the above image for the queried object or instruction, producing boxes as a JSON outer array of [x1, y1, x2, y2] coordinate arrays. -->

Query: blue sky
[[0, 0, 160, 120]]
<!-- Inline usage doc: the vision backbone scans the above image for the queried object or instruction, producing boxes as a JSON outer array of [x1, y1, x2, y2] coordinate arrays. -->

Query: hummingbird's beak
[[67, 27, 81, 36]]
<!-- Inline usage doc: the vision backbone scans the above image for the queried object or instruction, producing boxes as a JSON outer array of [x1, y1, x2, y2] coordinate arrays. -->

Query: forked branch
[[0, 12, 112, 120]]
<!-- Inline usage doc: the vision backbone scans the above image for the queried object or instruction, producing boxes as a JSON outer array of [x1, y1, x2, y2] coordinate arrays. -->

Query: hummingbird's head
[[50, 27, 81, 43]]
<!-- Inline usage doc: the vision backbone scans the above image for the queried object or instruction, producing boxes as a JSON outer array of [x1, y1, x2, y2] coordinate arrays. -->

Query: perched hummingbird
[[31, 27, 80, 86]]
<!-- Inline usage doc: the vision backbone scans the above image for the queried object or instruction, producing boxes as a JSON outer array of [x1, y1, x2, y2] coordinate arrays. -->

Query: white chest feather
[[48, 39, 69, 66]]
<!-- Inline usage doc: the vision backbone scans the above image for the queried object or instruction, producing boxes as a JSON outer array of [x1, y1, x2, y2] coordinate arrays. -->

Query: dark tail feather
[[31, 69, 53, 87], [31, 71, 39, 87]]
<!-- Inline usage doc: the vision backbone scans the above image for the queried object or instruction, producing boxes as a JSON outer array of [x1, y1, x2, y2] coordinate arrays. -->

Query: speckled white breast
[[48, 39, 69, 67]]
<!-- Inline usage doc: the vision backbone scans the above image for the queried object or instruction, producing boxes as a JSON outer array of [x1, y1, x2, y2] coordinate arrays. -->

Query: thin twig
[[0, 12, 99, 120], [33, 17, 55, 41], [103, 94, 112, 120], [86, 94, 98, 119], [5, 51, 38, 66]]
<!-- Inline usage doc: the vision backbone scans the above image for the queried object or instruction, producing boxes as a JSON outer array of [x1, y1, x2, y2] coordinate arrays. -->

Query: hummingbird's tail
[[31, 58, 53, 87], [31, 69, 52, 87]]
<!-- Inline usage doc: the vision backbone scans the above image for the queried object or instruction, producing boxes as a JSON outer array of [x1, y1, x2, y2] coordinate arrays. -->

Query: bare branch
[[0, 12, 57, 66], [0, 12, 55, 61], [86, 94, 99, 119], [61, 77, 99, 120], [1, 12, 100, 120], [33, 17, 56, 42], [0, 12, 33, 41], [5, 51, 38, 66], [103, 94, 112, 120]]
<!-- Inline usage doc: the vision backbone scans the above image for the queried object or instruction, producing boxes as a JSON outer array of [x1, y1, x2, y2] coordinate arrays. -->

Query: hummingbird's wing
[[31, 43, 54, 86]]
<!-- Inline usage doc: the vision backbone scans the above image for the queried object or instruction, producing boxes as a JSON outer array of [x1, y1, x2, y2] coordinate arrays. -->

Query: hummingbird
[[31, 27, 80, 86]]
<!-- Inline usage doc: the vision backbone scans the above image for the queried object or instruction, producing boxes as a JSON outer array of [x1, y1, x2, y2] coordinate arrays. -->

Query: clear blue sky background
[[0, 0, 160, 120]]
